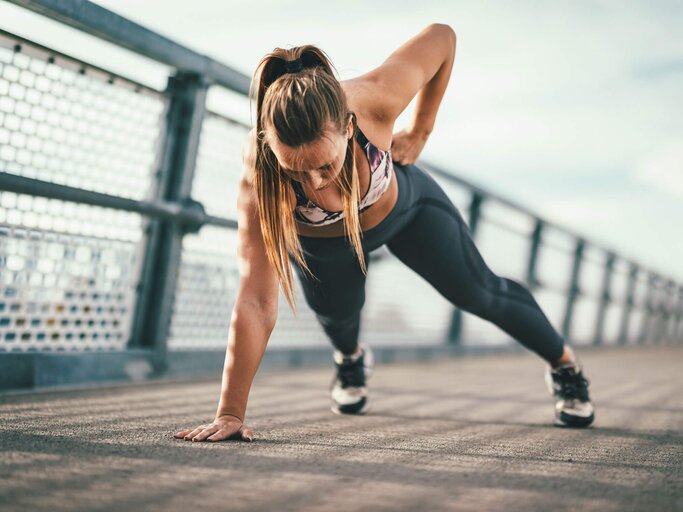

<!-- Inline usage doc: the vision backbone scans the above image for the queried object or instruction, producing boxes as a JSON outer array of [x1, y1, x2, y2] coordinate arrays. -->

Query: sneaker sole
[[554, 411, 595, 428], [331, 397, 371, 415]]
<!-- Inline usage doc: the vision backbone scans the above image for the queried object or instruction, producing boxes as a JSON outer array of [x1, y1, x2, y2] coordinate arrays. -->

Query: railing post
[[669, 281, 683, 343], [675, 286, 683, 344], [128, 71, 208, 375], [618, 263, 639, 345], [651, 276, 664, 344], [656, 279, 675, 344], [637, 271, 658, 345], [526, 219, 544, 291], [653, 279, 666, 344], [593, 251, 615, 346], [561, 238, 585, 343], [447, 191, 484, 345]]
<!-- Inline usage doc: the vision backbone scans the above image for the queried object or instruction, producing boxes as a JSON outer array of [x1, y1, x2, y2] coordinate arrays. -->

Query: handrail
[[6, 0, 251, 93]]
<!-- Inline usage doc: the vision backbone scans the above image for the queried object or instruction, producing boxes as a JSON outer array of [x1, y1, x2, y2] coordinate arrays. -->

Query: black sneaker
[[545, 362, 595, 428], [330, 344, 374, 415]]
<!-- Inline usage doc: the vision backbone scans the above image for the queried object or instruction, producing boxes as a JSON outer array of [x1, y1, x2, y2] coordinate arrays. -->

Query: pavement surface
[[1, 344, 682, 512]]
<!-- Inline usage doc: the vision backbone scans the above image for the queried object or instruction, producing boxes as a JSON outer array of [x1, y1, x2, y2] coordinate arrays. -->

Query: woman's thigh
[[289, 243, 370, 318], [383, 169, 514, 315]]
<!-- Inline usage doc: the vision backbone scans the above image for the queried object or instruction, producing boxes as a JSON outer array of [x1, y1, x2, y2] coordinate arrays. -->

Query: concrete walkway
[[1, 344, 681, 512]]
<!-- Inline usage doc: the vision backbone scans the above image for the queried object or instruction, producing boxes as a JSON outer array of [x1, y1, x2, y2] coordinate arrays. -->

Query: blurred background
[[0, 0, 681, 388]]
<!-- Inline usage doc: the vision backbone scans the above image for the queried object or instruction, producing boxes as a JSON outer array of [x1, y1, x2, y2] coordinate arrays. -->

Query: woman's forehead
[[271, 134, 338, 170]]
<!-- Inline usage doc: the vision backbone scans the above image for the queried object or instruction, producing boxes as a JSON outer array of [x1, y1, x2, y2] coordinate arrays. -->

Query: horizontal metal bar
[[5, 0, 251, 94], [0, 172, 236, 231], [0, 28, 164, 96]]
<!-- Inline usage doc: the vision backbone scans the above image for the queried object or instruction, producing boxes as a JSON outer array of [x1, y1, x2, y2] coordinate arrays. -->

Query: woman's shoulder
[[341, 78, 394, 152]]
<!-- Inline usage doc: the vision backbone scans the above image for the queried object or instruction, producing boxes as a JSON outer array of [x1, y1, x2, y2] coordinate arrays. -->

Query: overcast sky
[[2, 0, 682, 283]]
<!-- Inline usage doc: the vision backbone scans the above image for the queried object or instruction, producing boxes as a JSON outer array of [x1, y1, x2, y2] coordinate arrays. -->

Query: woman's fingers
[[192, 425, 221, 442], [240, 425, 254, 442], [173, 421, 254, 443], [174, 429, 191, 439], [206, 429, 232, 441], [183, 426, 206, 440]]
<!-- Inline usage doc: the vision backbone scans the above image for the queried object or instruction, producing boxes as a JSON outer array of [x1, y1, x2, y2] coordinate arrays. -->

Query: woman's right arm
[[174, 128, 279, 443]]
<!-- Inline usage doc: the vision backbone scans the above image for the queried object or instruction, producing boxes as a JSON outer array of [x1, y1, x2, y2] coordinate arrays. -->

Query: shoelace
[[553, 367, 590, 401], [333, 355, 365, 389]]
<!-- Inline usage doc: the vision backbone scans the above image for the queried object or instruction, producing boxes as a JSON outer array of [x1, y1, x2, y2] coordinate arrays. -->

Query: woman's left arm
[[362, 23, 457, 164]]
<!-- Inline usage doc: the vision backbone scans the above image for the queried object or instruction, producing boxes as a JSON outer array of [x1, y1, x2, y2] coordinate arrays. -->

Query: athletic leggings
[[288, 162, 565, 363]]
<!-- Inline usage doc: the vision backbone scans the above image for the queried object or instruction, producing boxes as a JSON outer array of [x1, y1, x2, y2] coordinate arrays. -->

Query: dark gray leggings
[[289, 162, 565, 363]]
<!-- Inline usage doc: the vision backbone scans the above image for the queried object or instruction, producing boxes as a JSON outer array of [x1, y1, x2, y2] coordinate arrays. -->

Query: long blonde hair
[[249, 45, 366, 317]]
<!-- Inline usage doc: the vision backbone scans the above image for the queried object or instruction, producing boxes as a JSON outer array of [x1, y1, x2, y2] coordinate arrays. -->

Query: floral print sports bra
[[290, 126, 394, 226]]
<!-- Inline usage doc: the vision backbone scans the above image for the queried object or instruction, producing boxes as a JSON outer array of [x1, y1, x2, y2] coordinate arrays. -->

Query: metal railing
[[1, 0, 681, 390]]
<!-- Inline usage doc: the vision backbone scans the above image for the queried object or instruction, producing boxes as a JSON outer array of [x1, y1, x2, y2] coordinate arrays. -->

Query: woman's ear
[[346, 112, 355, 139]]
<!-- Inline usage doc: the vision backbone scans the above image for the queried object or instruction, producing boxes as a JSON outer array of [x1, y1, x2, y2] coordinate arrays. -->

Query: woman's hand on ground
[[173, 414, 254, 442]]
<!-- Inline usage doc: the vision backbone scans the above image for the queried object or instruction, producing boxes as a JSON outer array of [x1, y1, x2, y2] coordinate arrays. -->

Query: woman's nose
[[307, 173, 325, 188]]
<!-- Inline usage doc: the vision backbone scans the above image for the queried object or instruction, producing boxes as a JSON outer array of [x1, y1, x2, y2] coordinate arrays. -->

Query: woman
[[174, 24, 594, 443]]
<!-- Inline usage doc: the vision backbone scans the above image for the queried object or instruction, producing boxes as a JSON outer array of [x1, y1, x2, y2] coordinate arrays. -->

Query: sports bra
[[290, 126, 394, 226]]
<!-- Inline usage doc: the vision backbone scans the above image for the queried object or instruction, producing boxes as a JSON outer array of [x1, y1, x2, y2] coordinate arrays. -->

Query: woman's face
[[268, 117, 353, 191]]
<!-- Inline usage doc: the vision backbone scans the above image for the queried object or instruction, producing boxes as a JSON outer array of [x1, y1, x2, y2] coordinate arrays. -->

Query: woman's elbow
[[431, 23, 456, 44]]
